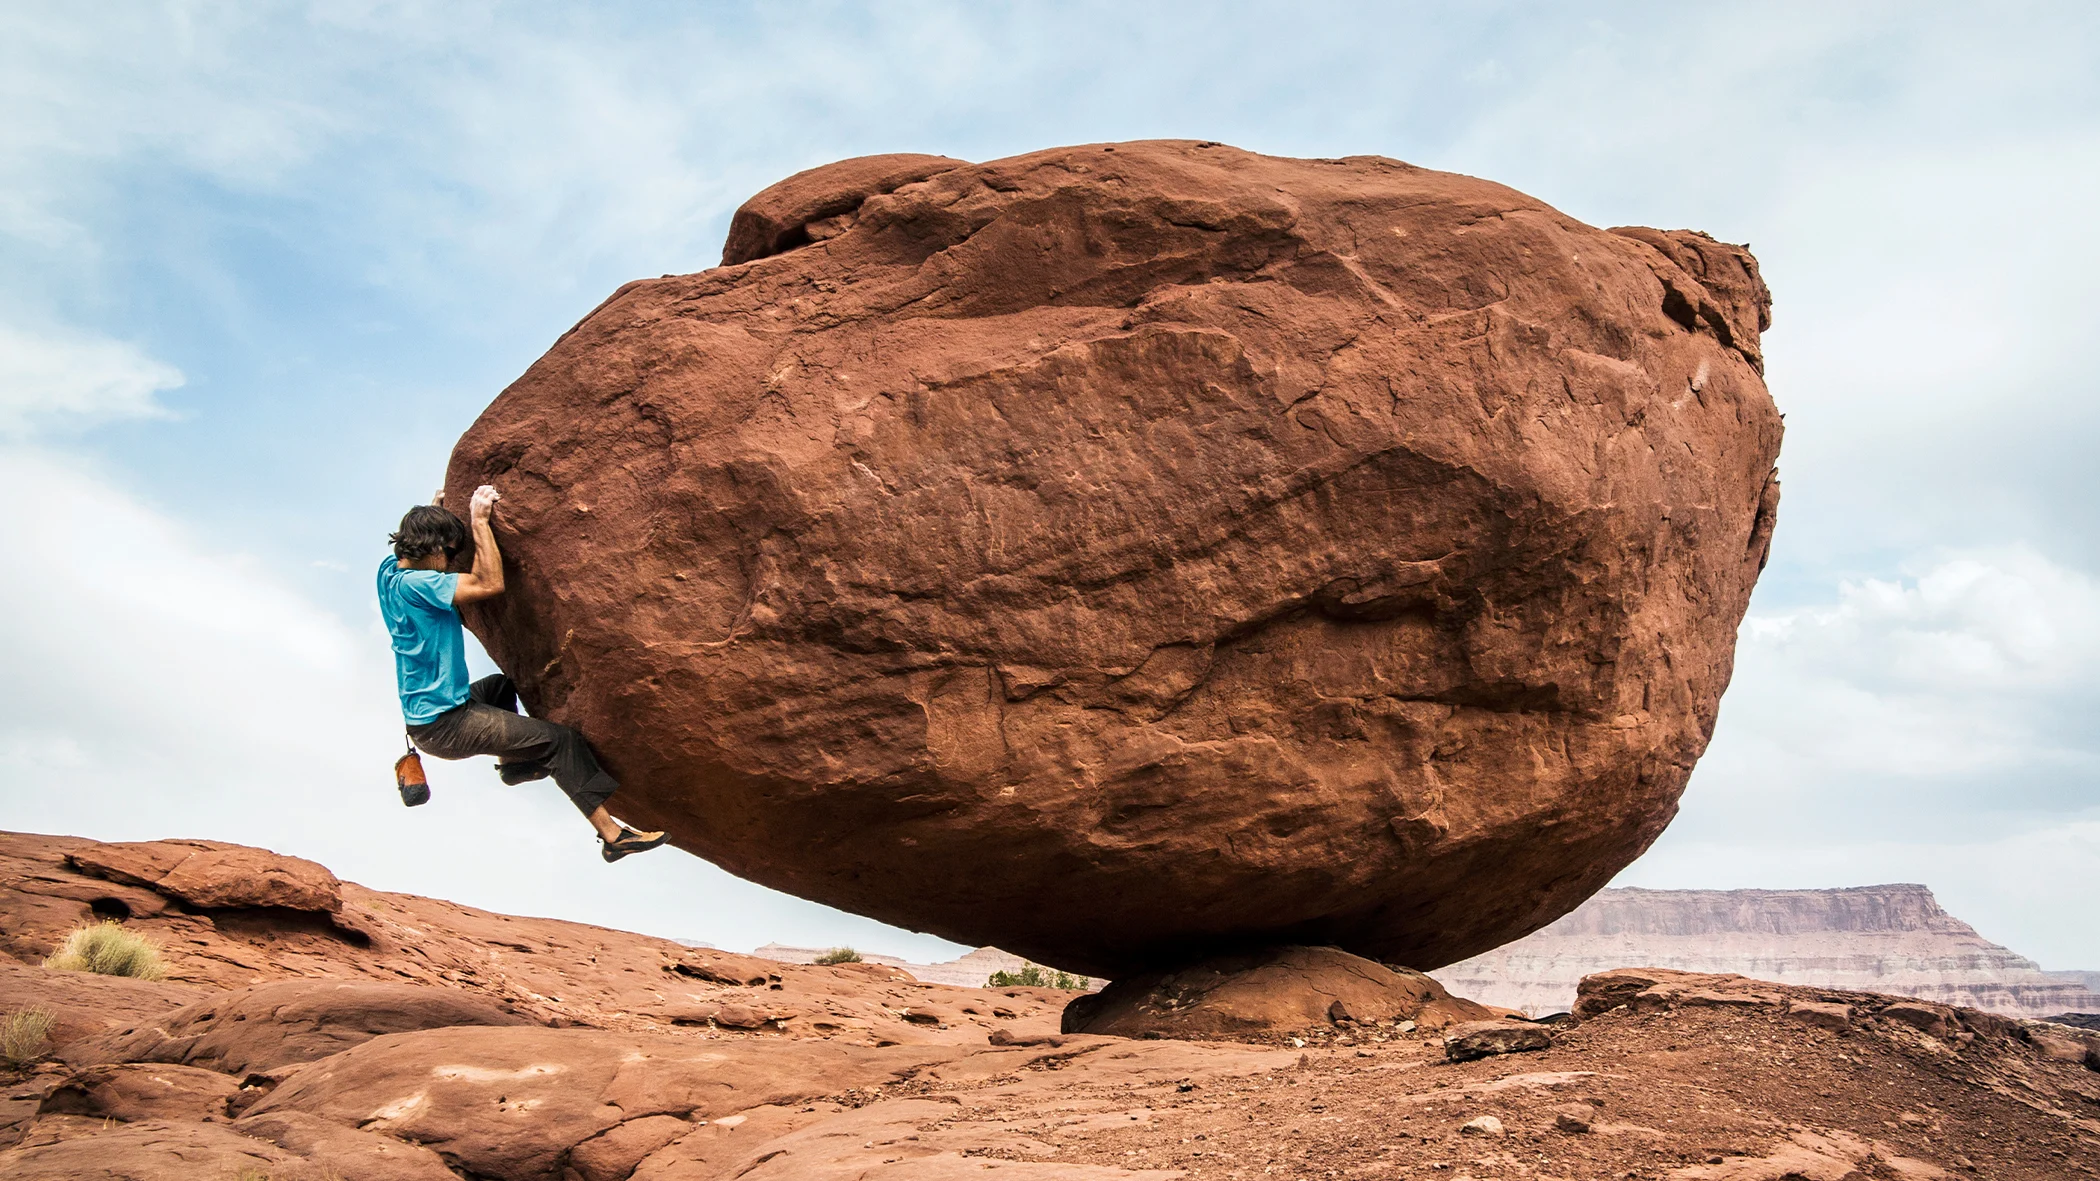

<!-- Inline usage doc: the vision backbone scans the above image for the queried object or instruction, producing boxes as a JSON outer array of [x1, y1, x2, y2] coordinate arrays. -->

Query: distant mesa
[[445, 139, 1783, 978], [1430, 883, 2100, 1020]]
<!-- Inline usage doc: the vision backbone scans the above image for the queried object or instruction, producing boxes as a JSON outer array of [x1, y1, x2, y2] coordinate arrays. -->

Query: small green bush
[[813, 947, 863, 965], [43, 920, 166, 980], [987, 963, 1087, 990], [1, 1007, 55, 1069]]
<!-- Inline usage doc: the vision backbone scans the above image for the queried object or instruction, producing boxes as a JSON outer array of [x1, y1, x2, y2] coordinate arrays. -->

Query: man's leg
[[467, 674, 517, 711], [410, 700, 661, 853], [534, 726, 669, 859], [465, 675, 553, 785]]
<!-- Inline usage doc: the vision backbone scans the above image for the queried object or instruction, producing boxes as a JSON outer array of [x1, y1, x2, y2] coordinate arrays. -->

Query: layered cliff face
[[1431, 884, 2100, 1019]]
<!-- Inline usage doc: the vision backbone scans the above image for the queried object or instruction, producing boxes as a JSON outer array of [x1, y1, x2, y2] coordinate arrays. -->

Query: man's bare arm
[[452, 485, 506, 606]]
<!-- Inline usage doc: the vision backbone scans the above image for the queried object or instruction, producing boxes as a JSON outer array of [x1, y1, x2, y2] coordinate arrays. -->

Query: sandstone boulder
[[446, 139, 1783, 976], [67, 839, 342, 915], [1786, 1000, 1854, 1031], [1442, 1019, 1551, 1062], [1879, 1001, 1958, 1040], [1459, 1114, 1506, 1136], [1060, 945, 1491, 1039], [1572, 967, 1778, 1019]]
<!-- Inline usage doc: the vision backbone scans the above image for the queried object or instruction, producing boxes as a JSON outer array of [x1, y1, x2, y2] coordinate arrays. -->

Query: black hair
[[390, 504, 468, 563]]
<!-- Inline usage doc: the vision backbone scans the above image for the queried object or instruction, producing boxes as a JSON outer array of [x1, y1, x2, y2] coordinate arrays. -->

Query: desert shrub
[[987, 963, 1087, 990], [43, 920, 166, 980], [1, 1007, 55, 1069], [813, 947, 863, 965]]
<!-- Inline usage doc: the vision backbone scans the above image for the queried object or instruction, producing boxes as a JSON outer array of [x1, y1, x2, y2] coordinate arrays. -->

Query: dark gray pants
[[407, 675, 617, 817]]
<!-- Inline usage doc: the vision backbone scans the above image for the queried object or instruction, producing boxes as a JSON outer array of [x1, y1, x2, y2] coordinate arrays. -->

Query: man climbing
[[378, 484, 669, 862]]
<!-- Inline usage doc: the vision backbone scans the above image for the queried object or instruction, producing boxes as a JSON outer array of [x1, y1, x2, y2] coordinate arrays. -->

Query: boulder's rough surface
[[445, 139, 1783, 976], [1060, 945, 1493, 1039], [720, 153, 968, 267]]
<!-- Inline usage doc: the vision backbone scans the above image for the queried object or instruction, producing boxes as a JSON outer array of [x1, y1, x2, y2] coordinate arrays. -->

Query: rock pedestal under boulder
[[446, 139, 1783, 978], [1059, 945, 1496, 1040]]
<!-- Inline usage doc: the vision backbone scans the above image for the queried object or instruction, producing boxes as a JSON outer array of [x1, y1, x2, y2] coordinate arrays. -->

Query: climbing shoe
[[602, 828, 669, 863]]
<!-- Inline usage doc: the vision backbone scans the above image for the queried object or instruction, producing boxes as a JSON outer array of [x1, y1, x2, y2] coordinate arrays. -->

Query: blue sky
[[4, 2, 2097, 968]]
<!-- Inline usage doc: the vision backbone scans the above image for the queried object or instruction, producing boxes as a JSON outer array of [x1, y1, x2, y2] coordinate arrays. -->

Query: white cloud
[[1623, 547, 2100, 967], [0, 325, 184, 436], [1719, 548, 2100, 783]]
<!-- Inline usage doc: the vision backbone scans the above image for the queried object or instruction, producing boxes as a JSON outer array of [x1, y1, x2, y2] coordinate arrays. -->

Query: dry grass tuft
[[814, 947, 863, 964], [1, 1007, 55, 1069], [43, 920, 166, 980]]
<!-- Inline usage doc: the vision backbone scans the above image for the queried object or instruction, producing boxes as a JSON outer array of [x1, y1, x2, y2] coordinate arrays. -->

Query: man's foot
[[601, 827, 669, 863], [496, 759, 552, 785]]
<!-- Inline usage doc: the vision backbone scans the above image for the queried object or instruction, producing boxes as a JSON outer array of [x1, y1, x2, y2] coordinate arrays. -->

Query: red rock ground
[[3, 831, 2097, 1179]]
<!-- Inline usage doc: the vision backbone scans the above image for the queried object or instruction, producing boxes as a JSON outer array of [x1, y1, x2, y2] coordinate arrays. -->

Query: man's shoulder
[[378, 557, 457, 610]]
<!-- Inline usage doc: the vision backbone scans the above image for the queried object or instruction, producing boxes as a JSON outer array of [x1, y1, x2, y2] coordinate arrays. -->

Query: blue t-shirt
[[377, 556, 469, 725]]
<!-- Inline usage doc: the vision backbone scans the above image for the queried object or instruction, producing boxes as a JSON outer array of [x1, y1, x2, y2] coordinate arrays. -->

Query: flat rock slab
[[65, 978, 533, 1074], [1061, 944, 1493, 1040], [248, 1025, 961, 1181], [0, 1119, 305, 1179], [0, 961, 204, 1050], [37, 1062, 240, 1123], [233, 1109, 462, 1181], [1443, 1018, 1553, 1062], [446, 138, 1783, 977]]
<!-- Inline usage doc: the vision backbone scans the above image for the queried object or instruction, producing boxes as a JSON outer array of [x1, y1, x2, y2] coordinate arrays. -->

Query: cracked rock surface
[[444, 139, 1784, 977]]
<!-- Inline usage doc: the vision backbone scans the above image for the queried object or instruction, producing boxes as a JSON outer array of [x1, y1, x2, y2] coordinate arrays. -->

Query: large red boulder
[[444, 140, 1782, 978]]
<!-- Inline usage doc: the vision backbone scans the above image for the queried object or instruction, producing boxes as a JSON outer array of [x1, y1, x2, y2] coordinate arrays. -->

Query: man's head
[[390, 504, 468, 568]]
